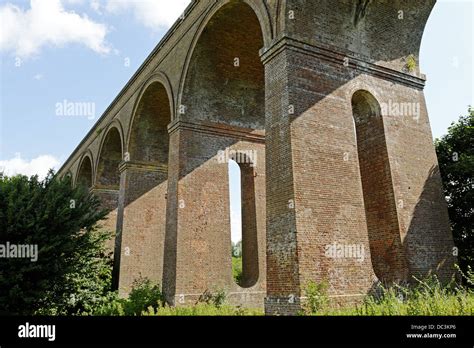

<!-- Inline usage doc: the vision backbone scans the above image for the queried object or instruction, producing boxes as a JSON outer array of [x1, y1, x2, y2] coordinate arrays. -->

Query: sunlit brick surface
[[59, 0, 456, 315]]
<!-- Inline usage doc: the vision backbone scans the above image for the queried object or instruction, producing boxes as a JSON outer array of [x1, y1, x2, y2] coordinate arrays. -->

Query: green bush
[[197, 288, 227, 308], [302, 281, 329, 315], [96, 284, 263, 316], [405, 54, 417, 73], [0, 172, 112, 315], [124, 278, 164, 315], [94, 278, 163, 316]]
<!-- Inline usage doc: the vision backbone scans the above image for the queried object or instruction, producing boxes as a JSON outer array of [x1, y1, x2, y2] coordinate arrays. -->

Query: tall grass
[[94, 280, 263, 316], [303, 267, 474, 316], [95, 268, 474, 316], [143, 303, 263, 316]]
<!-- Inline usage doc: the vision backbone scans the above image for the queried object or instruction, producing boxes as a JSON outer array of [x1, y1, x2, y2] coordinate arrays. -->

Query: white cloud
[[90, 0, 101, 14], [104, 0, 190, 31], [0, 0, 110, 58], [0, 154, 60, 179]]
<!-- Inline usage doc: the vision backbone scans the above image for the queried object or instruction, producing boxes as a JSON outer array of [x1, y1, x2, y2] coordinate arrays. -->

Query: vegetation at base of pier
[[93, 270, 474, 317], [94, 279, 263, 316], [302, 268, 474, 316], [143, 303, 263, 316]]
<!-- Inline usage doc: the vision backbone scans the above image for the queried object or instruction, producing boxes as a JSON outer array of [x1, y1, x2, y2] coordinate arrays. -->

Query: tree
[[0, 171, 112, 315], [435, 108, 474, 278]]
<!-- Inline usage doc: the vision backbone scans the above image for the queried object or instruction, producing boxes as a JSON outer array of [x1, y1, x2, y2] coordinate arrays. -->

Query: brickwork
[[115, 162, 168, 294], [57, 0, 455, 314], [91, 188, 119, 253], [352, 90, 407, 282], [163, 121, 266, 308]]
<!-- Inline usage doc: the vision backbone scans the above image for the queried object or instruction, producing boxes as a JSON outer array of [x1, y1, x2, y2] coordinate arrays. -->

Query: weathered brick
[[58, 0, 455, 315]]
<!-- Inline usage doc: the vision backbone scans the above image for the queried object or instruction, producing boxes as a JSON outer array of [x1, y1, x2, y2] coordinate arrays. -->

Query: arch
[[229, 159, 243, 284], [116, 76, 173, 293], [96, 124, 124, 189], [179, 0, 268, 130], [127, 79, 172, 165], [228, 152, 259, 288], [130, 72, 175, 126], [163, 1, 267, 301], [351, 90, 404, 283], [275, 0, 286, 38], [76, 152, 94, 189]]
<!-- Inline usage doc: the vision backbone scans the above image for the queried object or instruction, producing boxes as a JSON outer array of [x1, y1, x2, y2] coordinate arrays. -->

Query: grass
[[319, 288, 474, 316], [94, 269, 474, 316], [144, 278, 474, 316], [143, 303, 263, 316], [302, 271, 474, 316]]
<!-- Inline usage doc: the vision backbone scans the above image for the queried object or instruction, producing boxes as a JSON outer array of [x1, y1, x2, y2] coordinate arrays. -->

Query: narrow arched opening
[[76, 156, 93, 189], [96, 127, 122, 190], [228, 154, 259, 288], [352, 90, 404, 283], [229, 159, 243, 285]]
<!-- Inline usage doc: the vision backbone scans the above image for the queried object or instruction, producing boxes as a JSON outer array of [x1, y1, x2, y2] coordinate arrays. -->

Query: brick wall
[[57, 1, 455, 315]]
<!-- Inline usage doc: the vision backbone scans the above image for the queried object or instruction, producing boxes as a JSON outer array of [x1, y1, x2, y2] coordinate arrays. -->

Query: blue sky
[[0, 0, 190, 175], [0, 0, 472, 241], [421, 0, 473, 140]]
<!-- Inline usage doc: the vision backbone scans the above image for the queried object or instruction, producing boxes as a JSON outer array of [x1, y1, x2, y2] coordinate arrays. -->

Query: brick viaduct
[[57, 0, 456, 315]]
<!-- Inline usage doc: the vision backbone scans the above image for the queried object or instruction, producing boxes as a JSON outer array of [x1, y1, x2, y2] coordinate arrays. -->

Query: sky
[[0, 0, 473, 242]]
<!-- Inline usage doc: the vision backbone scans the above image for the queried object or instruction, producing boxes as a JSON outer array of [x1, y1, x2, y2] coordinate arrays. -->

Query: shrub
[[124, 278, 164, 315], [94, 278, 163, 316], [405, 54, 417, 73], [302, 281, 329, 315], [197, 288, 227, 308], [0, 172, 111, 315]]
